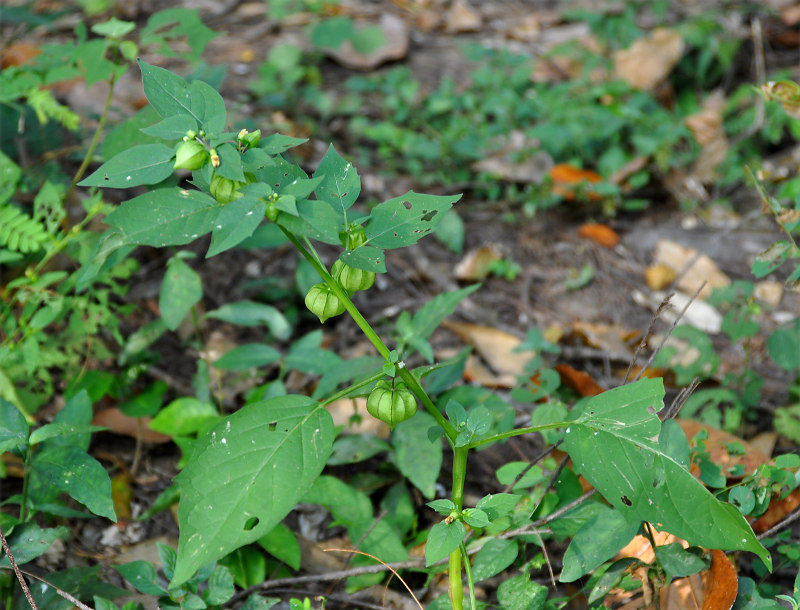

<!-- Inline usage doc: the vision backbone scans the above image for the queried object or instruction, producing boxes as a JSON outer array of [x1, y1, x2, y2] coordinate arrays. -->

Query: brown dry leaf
[[0, 41, 41, 68], [326, 397, 390, 437], [554, 363, 605, 396], [113, 535, 179, 567], [752, 489, 800, 533], [507, 15, 541, 41], [321, 13, 409, 70], [678, 420, 772, 480], [613, 28, 684, 91], [754, 280, 784, 307], [782, 4, 800, 26], [453, 244, 504, 280], [92, 408, 171, 444], [442, 321, 530, 377], [577, 223, 620, 248], [652, 239, 731, 300], [445, 0, 482, 33], [644, 263, 677, 290], [701, 549, 738, 610], [549, 163, 603, 201], [567, 321, 639, 356], [685, 91, 729, 183], [634, 289, 723, 334], [463, 354, 518, 388]]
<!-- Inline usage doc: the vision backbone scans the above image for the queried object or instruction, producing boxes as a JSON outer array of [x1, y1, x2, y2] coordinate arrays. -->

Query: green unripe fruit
[[366, 380, 417, 428], [305, 283, 345, 323], [265, 200, 279, 222], [210, 175, 242, 204], [238, 128, 261, 149], [332, 259, 375, 294], [174, 140, 208, 171], [340, 222, 368, 249]]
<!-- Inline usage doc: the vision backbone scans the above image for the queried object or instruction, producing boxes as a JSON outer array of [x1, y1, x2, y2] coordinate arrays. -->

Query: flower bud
[[210, 175, 242, 204]]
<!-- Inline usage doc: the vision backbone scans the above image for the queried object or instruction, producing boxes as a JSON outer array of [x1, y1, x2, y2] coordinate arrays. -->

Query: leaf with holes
[[313, 144, 360, 216], [104, 187, 221, 247], [366, 192, 460, 250], [171, 395, 334, 587], [563, 378, 771, 570]]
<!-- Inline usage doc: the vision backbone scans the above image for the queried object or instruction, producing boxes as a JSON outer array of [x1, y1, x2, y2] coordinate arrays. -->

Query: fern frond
[[0, 205, 48, 253]]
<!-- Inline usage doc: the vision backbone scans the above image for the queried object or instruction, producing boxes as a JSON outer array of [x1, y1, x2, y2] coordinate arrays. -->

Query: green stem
[[66, 69, 119, 202], [460, 542, 478, 610], [19, 445, 33, 522], [466, 421, 572, 449], [449, 445, 469, 609], [279, 226, 457, 439], [320, 371, 386, 407]]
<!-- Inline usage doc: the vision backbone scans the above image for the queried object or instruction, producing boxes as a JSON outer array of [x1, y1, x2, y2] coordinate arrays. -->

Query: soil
[[4, 0, 800, 608]]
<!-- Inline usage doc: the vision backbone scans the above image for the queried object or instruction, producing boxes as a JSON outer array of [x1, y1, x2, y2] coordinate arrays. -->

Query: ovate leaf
[[171, 395, 334, 587], [392, 412, 441, 499], [426, 520, 465, 566], [139, 60, 198, 121], [104, 188, 221, 247], [160, 255, 202, 330], [313, 144, 360, 215], [367, 191, 461, 249], [78, 144, 175, 188], [563, 378, 771, 569], [0, 522, 69, 568], [207, 197, 266, 257]]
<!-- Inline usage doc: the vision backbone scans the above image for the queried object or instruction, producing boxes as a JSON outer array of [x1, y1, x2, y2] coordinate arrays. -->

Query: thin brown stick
[[632, 281, 708, 384], [756, 505, 800, 541], [0, 524, 37, 610], [324, 548, 424, 609], [17, 569, 93, 610]]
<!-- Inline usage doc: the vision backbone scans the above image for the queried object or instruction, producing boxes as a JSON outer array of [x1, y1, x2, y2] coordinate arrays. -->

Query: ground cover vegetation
[[1, 0, 800, 608]]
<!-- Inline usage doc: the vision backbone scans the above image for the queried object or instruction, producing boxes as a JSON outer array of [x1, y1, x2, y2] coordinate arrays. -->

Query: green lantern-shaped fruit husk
[[366, 380, 417, 428], [210, 174, 242, 204], [174, 140, 208, 171], [332, 259, 375, 294], [305, 283, 345, 323]]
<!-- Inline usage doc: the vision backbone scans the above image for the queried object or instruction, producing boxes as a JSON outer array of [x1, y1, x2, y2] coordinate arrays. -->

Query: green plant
[[73, 60, 771, 610]]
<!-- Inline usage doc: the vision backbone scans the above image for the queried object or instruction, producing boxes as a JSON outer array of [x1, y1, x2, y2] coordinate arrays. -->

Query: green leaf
[[559, 507, 638, 582], [328, 434, 391, 465], [215, 143, 245, 181], [472, 538, 518, 582], [221, 546, 267, 589], [32, 445, 117, 521], [139, 60, 198, 121], [205, 564, 235, 605], [309, 16, 354, 48], [392, 411, 442, 499], [116, 561, 168, 596], [654, 543, 706, 579], [475, 493, 521, 521], [190, 80, 227, 135], [91, 17, 135, 38], [0, 522, 69, 568], [425, 520, 465, 566], [29, 423, 106, 446], [563, 378, 771, 569], [313, 144, 361, 215], [427, 499, 456, 514], [140, 8, 217, 61], [752, 241, 794, 278], [160, 256, 202, 330], [171, 395, 334, 587], [258, 522, 301, 570], [140, 114, 198, 140], [497, 573, 547, 610], [205, 301, 291, 340], [207, 197, 267, 257], [149, 397, 218, 436], [78, 143, 175, 188], [400, 284, 480, 345], [213, 344, 281, 371], [104, 187, 221, 247], [338, 244, 385, 272], [366, 191, 461, 249], [768, 321, 800, 372], [261, 133, 308, 154], [0, 397, 28, 453]]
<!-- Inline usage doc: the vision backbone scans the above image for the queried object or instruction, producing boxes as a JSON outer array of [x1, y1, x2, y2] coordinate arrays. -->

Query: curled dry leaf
[[679, 419, 772, 480], [553, 363, 606, 396], [577, 223, 620, 248], [470, 130, 554, 183], [633, 289, 723, 333], [92, 408, 172, 444], [652, 239, 731, 300], [701, 549, 738, 610], [613, 27, 685, 91], [644, 263, 677, 291], [445, 0, 482, 33], [453, 244, 504, 280], [0, 41, 41, 68], [549, 163, 603, 201], [685, 91, 729, 183], [442, 321, 530, 378]]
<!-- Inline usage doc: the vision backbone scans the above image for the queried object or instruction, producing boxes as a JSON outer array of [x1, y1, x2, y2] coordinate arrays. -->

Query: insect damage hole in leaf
[[243, 517, 259, 531], [621, 496, 633, 506], [268, 421, 277, 431]]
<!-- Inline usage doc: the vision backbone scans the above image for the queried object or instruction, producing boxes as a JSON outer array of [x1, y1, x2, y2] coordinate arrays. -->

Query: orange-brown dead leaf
[[701, 549, 738, 610], [751, 488, 800, 533], [644, 263, 677, 290], [92, 408, 171, 444], [442, 321, 530, 378], [678, 420, 771, 480], [549, 163, 603, 201], [577, 223, 620, 248], [554, 363, 606, 396], [1, 41, 41, 68]]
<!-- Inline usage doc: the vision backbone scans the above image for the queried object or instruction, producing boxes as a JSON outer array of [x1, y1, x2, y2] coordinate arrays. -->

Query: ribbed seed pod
[[332, 259, 375, 294], [305, 283, 345, 323], [366, 380, 417, 428]]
